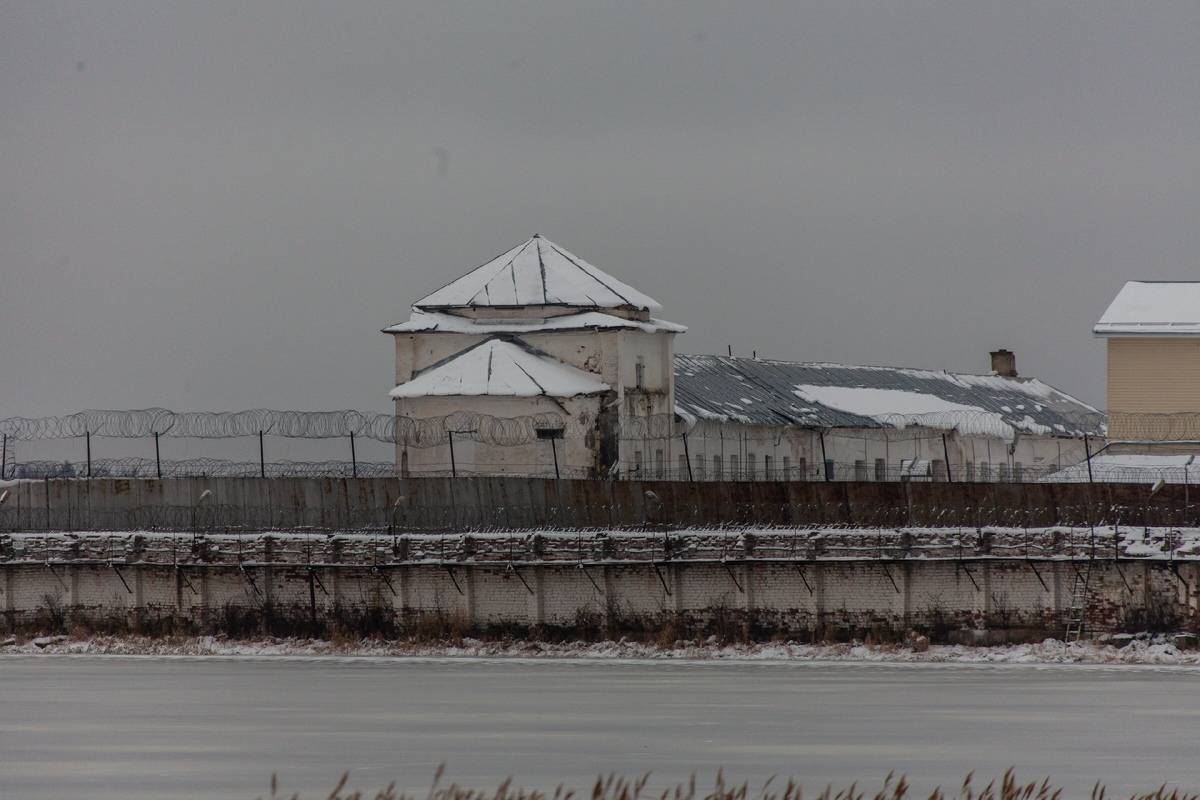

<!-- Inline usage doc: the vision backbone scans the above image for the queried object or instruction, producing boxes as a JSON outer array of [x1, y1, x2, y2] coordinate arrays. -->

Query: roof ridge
[[675, 352, 1004, 380], [413, 236, 661, 311], [417, 240, 531, 309]]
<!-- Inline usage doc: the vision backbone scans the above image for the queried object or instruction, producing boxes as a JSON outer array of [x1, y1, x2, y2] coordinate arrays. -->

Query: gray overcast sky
[[3, 2, 1197, 417]]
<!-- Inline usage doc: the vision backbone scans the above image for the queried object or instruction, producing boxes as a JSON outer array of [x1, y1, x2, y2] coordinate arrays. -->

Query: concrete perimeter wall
[[1, 476, 1194, 531], [6, 477, 1197, 639], [4, 556, 1198, 639]]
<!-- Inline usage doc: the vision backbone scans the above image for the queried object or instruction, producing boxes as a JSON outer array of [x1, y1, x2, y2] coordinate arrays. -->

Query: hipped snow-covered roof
[[413, 236, 662, 311], [384, 309, 686, 335], [390, 338, 610, 399], [1094, 281, 1200, 337], [673, 354, 1100, 439]]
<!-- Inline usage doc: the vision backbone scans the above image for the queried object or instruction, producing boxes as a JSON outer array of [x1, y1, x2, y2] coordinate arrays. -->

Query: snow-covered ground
[[4, 633, 1199, 665]]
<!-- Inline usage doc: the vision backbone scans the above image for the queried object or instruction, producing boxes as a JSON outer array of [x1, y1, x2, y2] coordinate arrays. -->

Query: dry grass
[[258, 766, 1196, 800]]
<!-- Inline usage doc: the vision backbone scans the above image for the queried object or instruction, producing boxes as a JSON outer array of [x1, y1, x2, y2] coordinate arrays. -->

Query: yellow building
[[1095, 281, 1200, 443]]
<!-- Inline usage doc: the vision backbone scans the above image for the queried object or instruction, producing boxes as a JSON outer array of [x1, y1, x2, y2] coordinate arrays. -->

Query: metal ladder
[[1064, 562, 1093, 643]]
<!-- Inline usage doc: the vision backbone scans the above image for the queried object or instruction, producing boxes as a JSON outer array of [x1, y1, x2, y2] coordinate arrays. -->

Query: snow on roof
[[793, 384, 990, 419], [673, 354, 1100, 438], [413, 236, 662, 312], [1094, 281, 1200, 337], [389, 338, 610, 399], [383, 309, 686, 335]]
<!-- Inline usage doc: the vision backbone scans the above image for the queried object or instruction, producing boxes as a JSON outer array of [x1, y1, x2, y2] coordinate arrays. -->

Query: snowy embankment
[[4, 633, 1200, 665]]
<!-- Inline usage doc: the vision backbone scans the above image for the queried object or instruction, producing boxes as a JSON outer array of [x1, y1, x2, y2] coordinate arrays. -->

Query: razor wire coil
[[0, 408, 693, 447]]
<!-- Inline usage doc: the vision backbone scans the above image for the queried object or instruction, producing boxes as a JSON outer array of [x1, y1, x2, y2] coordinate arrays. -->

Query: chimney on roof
[[991, 349, 1017, 378]]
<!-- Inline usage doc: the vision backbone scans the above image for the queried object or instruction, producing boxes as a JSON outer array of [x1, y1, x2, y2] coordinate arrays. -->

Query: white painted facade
[[387, 236, 1097, 481], [387, 236, 682, 477], [677, 420, 1088, 483]]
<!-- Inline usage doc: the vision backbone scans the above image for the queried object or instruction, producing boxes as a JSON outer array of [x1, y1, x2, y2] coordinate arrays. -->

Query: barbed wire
[[1, 407, 1121, 448], [0, 408, 696, 447], [632, 464, 1070, 483], [4, 408, 1194, 486], [1038, 464, 1200, 484], [4, 459, 399, 480], [632, 463, 1200, 484], [1106, 412, 1200, 442], [0, 409, 395, 442], [397, 411, 569, 447], [7, 456, 1198, 485]]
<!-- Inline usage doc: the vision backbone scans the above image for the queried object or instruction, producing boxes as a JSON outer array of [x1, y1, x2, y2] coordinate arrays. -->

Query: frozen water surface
[[3, 657, 1199, 799]]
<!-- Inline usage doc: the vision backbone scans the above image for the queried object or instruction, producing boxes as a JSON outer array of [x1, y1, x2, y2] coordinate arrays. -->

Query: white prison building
[[386, 236, 1100, 481]]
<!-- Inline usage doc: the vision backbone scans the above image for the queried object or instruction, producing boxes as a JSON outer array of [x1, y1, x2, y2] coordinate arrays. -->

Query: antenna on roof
[[727, 345, 732, 357]]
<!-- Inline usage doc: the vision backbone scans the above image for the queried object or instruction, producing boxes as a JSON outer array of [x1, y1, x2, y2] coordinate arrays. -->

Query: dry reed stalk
[[256, 766, 1197, 800]]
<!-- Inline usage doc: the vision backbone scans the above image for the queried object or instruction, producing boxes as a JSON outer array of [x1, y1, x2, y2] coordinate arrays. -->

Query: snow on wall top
[[390, 338, 610, 399], [673, 354, 1100, 438], [384, 310, 685, 335], [413, 236, 662, 311], [1094, 281, 1200, 337]]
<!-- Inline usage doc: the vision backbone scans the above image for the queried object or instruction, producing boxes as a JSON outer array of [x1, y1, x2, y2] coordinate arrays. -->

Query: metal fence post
[[1083, 433, 1094, 484], [942, 433, 954, 483], [1185, 456, 1194, 528], [682, 430, 694, 482], [819, 430, 829, 481]]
